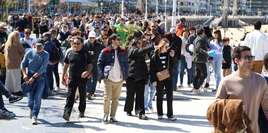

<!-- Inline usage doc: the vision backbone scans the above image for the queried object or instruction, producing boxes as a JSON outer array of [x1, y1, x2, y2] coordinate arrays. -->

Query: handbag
[[156, 56, 170, 81]]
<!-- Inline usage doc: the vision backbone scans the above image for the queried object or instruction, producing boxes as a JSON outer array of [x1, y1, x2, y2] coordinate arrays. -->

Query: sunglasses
[[241, 55, 255, 61], [73, 42, 81, 45], [25, 32, 31, 35]]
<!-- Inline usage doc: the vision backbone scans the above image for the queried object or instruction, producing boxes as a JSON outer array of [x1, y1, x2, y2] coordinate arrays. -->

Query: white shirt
[[21, 37, 36, 53], [108, 50, 123, 82], [21, 37, 36, 48], [242, 30, 268, 60]]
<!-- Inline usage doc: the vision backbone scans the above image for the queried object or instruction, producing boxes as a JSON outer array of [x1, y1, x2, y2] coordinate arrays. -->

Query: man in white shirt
[[98, 34, 128, 123], [242, 21, 268, 73]]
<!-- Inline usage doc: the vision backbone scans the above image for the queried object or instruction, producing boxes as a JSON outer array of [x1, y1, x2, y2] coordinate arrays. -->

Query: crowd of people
[[0, 13, 267, 132]]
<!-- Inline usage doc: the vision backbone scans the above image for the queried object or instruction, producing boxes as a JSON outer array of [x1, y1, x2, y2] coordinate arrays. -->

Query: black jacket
[[193, 36, 209, 63], [84, 41, 104, 73], [170, 33, 182, 60], [150, 52, 175, 82], [127, 44, 154, 81]]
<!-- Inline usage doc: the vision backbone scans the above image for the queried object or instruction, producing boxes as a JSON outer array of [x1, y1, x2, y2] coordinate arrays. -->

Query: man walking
[[192, 27, 209, 93], [242, 21, 268, 73], [62, 36, 92, 122], [21, 40, 49, 125], [98, 34, 128, 123]]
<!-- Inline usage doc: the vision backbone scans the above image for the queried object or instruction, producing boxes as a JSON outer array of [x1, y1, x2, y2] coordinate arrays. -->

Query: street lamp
[[171, 0, 176, 28], [164, 0, 167, 32], [121, 0, 124, 17], [145, 0, 148, 20], [28, 0, 31, 13], [101, 2, 103, 13], [155, 0, 158, 15]]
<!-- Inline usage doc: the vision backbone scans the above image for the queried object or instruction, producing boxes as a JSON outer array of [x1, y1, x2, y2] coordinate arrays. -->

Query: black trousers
[[156, 78, 173, 117], [0, 81, 10, 109], [53, 63, 60, 88], [64, 78, 87, 116], [193, 63, 207, 90], [124, 78, 146, 115]]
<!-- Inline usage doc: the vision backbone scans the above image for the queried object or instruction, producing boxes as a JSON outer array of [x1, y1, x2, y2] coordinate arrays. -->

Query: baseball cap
[[88, 31, 96, 38]]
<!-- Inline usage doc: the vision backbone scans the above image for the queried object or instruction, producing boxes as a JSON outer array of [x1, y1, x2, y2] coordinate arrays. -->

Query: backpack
[[49, 46, 61, 62]]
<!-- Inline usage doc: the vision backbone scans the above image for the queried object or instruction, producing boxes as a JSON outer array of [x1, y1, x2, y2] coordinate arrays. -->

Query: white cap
[[88, 31, 96, 38]]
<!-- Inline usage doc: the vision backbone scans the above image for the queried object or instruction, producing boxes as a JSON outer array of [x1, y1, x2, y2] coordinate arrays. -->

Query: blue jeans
[[28, 76, 45, 118], [86, 72, 98, 94], [180, 56, 193, 85], [172, 60, 180, 90], [144, 81, 156, 110], [212, 56, 223, 89]]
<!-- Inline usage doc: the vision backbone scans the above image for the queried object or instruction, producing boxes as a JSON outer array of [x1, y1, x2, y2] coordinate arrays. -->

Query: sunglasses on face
[[73, 42, 81, 45], [25, 32, 30, 35], [241, 55, 255, 61]]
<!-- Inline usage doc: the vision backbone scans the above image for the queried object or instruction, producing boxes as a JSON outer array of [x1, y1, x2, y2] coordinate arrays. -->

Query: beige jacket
[[4, 44, 25, 69]]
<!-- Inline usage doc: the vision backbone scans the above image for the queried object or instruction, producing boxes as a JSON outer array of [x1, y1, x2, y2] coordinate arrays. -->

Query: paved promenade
[[0, 81, 215, 133]]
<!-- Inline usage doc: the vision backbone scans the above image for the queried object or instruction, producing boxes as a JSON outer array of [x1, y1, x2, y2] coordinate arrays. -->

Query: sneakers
[[103, 114, 109, 123], [126, 112, 133, 116], [32, 116, 38, 125], [9, 95, 23, 103], [87, 94, 93, 100], [63, 113, 70, 122], [204, 83, 209, 88], [177, 85, 183, 89], [79, 112, 85, 118], [109, 117, 118, 123], [158, 115, 163, 120], [0, 109, 15, 119], [12, 91, 24, 96], [168, 116, 177, 121], [139, 114, 149, 120]]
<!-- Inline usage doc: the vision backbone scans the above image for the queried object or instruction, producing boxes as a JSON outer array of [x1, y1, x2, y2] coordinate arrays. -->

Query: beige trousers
[[103, 79, 123, 117]]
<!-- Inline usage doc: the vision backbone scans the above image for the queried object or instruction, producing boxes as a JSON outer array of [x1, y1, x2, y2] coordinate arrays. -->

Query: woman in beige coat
[[4, 31, 25, 95]]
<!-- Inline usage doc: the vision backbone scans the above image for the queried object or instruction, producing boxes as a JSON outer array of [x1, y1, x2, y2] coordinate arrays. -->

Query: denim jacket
[[97, 46, 128, 80]]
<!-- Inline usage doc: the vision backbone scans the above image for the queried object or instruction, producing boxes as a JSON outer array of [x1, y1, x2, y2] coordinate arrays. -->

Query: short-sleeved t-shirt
[[64, 49, 91, 78]]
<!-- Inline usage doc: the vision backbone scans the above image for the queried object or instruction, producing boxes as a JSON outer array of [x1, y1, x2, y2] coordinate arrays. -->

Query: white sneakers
[[32, 116, 38, 125]]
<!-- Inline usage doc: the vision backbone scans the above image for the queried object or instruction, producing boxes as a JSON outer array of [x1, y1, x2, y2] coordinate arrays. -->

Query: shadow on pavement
[[115, 121, 190, 132], [175, 114, 211, 127], [38, 118, 105, 131]]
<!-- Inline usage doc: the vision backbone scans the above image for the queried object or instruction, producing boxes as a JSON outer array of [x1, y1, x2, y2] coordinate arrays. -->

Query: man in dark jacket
[[192, 27, 209, 93], [124, 33, 154, 120], [84, 31, 104, 100], [42, 32, 60, 98], [97, 34, 128, 123], [170, 33, 182, 90]]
